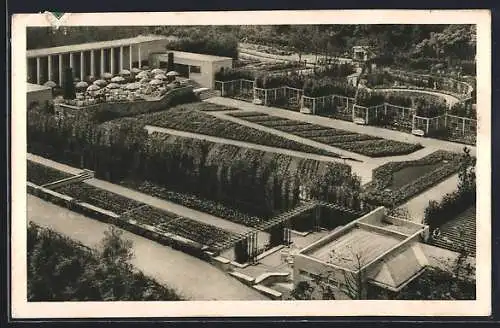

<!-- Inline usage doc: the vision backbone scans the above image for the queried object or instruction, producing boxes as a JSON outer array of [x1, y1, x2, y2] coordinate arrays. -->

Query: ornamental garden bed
[[227, 112, 423, 157], [27, 161, 73, 186], [363, 150, 462, 207], [53, 182, 143, 215], [126, 106, 340, 158], [120, 180, 267, 228], [121, 204, 240, 253]]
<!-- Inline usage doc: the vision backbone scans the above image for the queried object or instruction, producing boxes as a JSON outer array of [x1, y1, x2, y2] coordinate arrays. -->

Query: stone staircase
[[429, 208, 476, 256]]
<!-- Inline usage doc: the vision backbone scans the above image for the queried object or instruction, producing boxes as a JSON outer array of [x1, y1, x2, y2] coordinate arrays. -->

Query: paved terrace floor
[[28, 194, 268, 301], [205, 97, 476, 157]]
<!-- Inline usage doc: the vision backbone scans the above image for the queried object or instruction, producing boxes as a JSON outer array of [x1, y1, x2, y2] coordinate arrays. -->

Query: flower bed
[[27, 161, 73, 186], [160, 217, 240, 252], [132, 106, 340, 157], [364, 150, 462, 207], [54, 182, 143, 215], [121, 205, 181, 227], [120, 180, 266, 228], [227, 112, 423, 157]]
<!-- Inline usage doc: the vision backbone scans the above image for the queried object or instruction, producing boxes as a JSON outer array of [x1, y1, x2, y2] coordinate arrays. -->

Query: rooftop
[[299, 207, 428, 272], [27, 35, 168, 58], [306, 226, 404, 270], [27, 83, 52, 93], [160, 50, 233, 62]]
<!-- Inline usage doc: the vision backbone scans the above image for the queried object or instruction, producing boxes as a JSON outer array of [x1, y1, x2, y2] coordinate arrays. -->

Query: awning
[[367, 243, 428, 292]]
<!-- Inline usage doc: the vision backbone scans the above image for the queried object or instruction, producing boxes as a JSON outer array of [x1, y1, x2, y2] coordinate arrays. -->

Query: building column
[[47, 55, 53, 82], [58, 54, 63, 86], [129, 45, 133, 69], [90, 50, 95, 77], [36, 57, 41, 84], [119, 46, 124, 71], [69, 52, 74, 80], [138, 45, 141, 68], [100, 49, 105, 74], [110, 48, 115, 74], [80, 51, 85, 80]]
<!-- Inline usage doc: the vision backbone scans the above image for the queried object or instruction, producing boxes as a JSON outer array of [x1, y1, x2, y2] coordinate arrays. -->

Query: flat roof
[[27, 83, 52, 93], [27, 35, 168, 58], [306, 226, 405, 270], [160, 50, 233, 62]]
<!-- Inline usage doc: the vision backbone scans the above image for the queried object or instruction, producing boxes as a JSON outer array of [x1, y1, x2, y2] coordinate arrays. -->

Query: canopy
[[135, 71, 150, 79], [43, 80, 57, 88], [75, 81, 89, 89], [154, 73, 167, 80], [106, 83, 120, 89], [87, 84, 100, 91], [151, 68, 164, 75], [166, 71, 180, 77], [93, 79, 108, 86], [131, 68, 142, 74], [119, 69, 131, 76], [101, 72, 113, 79], [111, 76, 126, 83], [149, 79, 163, 85], [86, 75, 96, 83], [125, 82, 141, 90]]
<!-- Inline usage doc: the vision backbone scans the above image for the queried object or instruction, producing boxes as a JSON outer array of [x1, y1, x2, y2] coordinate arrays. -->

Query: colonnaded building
[[26, 35, 233, 89]]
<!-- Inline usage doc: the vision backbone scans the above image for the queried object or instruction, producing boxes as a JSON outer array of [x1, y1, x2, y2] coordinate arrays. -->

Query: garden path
[[205, 97, 476, 157], [145, 125, 375, 185], [399, 173, 460, 223], [27, 194, 268, 301]]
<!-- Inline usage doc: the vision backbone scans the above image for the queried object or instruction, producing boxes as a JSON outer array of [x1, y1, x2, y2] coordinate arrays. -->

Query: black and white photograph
[[10, 10, 491, 318]]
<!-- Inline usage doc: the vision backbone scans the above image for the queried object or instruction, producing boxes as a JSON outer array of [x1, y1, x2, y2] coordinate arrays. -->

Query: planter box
[[412, 129, 426, 137]]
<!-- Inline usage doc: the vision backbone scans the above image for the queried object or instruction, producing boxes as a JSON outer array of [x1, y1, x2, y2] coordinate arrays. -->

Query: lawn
[[364, 150, 462, 207], [227, 111, 423, 157]]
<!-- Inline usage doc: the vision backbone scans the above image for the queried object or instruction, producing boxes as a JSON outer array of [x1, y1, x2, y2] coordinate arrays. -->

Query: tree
[[340, 246, 366, 300], [458, 147, 476, 194], [63, 67, 75, 99]]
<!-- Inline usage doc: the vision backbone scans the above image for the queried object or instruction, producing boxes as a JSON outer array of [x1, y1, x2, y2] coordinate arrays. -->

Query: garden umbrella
[[151, 68, 164, 75], [43, 80, 57, 88], [101, 72, 113, 79], [135, 71, 150, 79], [86, 75, 96, 83], [131, 67, 142, 74], [154, 73, 167, 80], [93, 79, 108, 86], [75, 81, 89, 89], [119, 69, 131, 76], [166, 71, 180, 77], [125, 82, 141, 90], [106, 83, 120, 89], [87, 84, 100, 92], [149, 79, 163, 85], [111, 76, 126, 83]]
